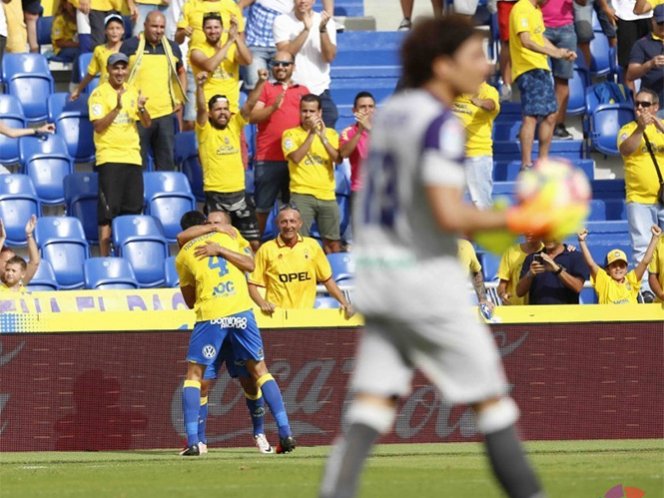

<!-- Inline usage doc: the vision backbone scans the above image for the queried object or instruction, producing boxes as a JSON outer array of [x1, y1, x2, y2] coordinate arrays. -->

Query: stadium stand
[[0, 95, 27, 167], [84, 257, 139, 290], [77, 53, 100, 94], [327, 252, 354, 284], [0, 175, 41, 246], [19, 134, 73, 205], [63, 172, 99, 244], [174, 131, 204, 202], [164, 256, 179, 288], [35, 216, 89, 289], [25, 259, 59, 291], [143, 172, 196, 243], [2, 54, 55, 123], [55, 105, 96, 164]]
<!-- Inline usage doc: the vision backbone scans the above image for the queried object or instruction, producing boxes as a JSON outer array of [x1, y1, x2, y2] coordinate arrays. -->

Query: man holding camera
[[516, 239, 589, 304]]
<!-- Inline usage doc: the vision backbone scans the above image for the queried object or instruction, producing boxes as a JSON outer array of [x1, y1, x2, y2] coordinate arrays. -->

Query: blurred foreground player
[[319, 17, 547, 498]]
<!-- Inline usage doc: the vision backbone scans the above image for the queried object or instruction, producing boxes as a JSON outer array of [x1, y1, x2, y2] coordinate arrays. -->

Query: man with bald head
[[250, 51, 310, 238], [121, 10, 187, 171]]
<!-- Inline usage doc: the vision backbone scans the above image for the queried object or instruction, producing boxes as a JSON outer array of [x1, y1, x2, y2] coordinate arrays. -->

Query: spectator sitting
[[247, 205, 353, 317], [282, 93, 341, 253], [250, 50, 310, 238], [452, 81, 499, 209], [71, 13, 125, 102], [626, 6, 664, 118], [496, 234, 544, 305], [648, 232, 664, 302], [195, 69, 267, 251], [190, 13, 252, 114], [339, 91, 375, 214], [458, 239, 494, 313], [516, 238, 589, 304], [578, 226, 662, 304], [617, 89, 664, 267], [1, 256, 29, 292], [0, 216, 40, 285], [274, 0, 338, 127], [52, 0, 80, 64], [509, 0, 576, 168]]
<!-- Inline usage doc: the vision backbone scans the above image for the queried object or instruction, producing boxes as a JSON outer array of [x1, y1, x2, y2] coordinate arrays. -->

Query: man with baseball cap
[[577, 225, 662, 304], [88, 52, 151, 256]]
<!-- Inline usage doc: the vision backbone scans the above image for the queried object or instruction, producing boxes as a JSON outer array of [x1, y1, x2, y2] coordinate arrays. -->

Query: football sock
[[198, 396, 208, 444], [182, 380, 201, 447], [244, 389, 265, 436], [256, 373, 291, 438], [319, 400, 396, 498]]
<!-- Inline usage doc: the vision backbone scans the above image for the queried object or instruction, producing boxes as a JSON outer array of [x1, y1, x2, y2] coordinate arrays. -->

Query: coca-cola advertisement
[[0, 323, 661, 451]]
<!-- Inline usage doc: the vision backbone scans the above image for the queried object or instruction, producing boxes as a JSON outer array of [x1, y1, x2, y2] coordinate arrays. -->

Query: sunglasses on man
[[271, 61, 293, 67]]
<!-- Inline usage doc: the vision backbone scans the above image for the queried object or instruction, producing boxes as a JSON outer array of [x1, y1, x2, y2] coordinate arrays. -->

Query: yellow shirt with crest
[[452, 82, 500, 157], [457, 240, 482, 276], [617, 122, 664, 204], [282, 127, 339, 201], [51, 15, 77, 55], [591, 268, 640, 305], [190, 38, 240, 113], [497, 241, 544, 305], [177, 0, 246, 49], [196, 113, 247, 193], [88, 82, 142, 166], [648, 237, 664, 302], [509, 0, 550, 80], [175, 231, 253, 321], [87, 44, 118, 83], [248, 234, 332, 309]]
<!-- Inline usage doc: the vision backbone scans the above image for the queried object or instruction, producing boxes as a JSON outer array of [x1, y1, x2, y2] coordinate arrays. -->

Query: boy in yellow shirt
[[578, 225, 662, 304], [648, 236, 664, 302]]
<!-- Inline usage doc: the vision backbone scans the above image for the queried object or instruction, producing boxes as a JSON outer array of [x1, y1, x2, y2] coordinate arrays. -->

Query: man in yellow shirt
[[175, 0, 245, 48], [282, 93, 341, 254], [247, 205, 353, 316], [617, 89, 664, 267], [578, 226, 661, 304], [509, 0, 576, 168], [176, 210, 295, 456], [195, 68, 266, 251], [648, 235, 664, 301], [458, 239, 495, 313], [452, 81, 500, 209], [496, 235, 544, 305], [88, 52, 151, 256], [190, 13, 252, 113]]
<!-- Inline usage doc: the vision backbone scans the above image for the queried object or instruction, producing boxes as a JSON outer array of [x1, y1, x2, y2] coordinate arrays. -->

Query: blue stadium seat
[[580, 287, 598, 305], [480, 252, 501, 281], [64, 172, 99, 243], [143, 172, 196, 242], [327, 252, 354, 283], [588, 104, 634, 156], [26, 260, 59, 292], [568, 66, 590, 116], [174, 131, 204, 201], [2, 54, 55, 123], [315, 296, 341, 309], [330, 83, 396, 107], [112, 215, 170, 288], [164, 256, 179, 287], [36, 15, 53, 47], [0, 175, 40, 246], [84, 257, 139, 290], [35, 216, 89, 289], [19, 134, 72, 205], [336, 31, 405, 52], [502, 158, 594, 182], [0, 94, 26, 117], [588, 199, 607, 221], [589, 31, 615, 78], [47, 92, 88, 122], [0, 95, 27, 166], [77, 52, 100, 94], [56, 109, 96, 163], [261, 202, 280, 242]]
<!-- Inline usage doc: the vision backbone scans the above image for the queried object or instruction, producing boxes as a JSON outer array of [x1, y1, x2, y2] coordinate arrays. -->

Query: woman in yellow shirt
[[578, 225, 662, 304], [51, 0, 80, 61]]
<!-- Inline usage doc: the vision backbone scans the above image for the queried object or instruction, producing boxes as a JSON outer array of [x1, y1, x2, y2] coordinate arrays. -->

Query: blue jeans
[[464, 155, 493, 209], [242, 46, 275, 90], [626, 201, 664, 264]]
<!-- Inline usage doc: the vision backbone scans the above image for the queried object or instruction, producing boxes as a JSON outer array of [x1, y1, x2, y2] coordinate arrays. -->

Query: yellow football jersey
[[175, 231, 253, 321], [497, 242, 543, 305], [457, 239, 482, 276], [591, 268, 641, 305], [648, 237, 664, 303]]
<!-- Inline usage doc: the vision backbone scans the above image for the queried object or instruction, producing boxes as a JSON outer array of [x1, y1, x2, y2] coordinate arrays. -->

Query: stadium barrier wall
[[1, 292, 662, 451]]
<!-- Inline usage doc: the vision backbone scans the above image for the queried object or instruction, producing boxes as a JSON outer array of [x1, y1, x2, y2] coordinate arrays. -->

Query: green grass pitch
[[1, 440, 662, 498]]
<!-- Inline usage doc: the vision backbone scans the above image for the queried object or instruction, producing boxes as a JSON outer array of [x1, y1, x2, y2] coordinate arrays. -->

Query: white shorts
[[351, 310, 508, 405]]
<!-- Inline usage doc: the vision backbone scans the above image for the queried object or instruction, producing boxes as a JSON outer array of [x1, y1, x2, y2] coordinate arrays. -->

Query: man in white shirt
[[273, 0, 338, 127]]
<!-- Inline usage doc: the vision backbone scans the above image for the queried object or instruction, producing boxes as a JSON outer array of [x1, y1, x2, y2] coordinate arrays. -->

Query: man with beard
[[195, 69, 267, 251]]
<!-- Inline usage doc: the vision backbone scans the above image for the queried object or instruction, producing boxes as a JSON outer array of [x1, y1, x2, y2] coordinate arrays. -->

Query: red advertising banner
[[0, 323, 662, 451]]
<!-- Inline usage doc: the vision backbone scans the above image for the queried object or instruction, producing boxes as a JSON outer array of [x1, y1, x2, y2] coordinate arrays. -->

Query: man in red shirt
[[339, 91, 375, 214], [250, 50, 310, 238]]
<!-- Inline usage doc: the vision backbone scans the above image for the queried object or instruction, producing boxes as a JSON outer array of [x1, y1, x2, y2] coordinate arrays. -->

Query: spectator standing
[[578, 226, 661, 304], [339, 91, 375, 214], [0, 216, 40, 286], [574, 0, 618, 67], [175, 0, 245, 48], [509, 0, 576, 168], [121, 11, 186, 171], [4, 0, 27, 53], [250, 50, 310, 238], [542, 0, 577, 139], [75, 0, 123, 53], [516, 239, 589, 304], [247, 205, 353, 315], [70, 13, 125, 101], [614, 0, 652, 77], [195, 70, 266, 251], [22, 0, 40, 52], [190, 13, 251, 113], [452, 81, 499, 208], [497, 0, 518, 100], [89, 52, 151, 256], [274, 0, 338, 127], [617, 89, 664, 266], [127, 0, 169, 37], [496, 235, 544, 305], [648, 233, 664, 301], [626, 5, 664, 115], [282, 93, 341, 253], [458, 239, 495, 313]]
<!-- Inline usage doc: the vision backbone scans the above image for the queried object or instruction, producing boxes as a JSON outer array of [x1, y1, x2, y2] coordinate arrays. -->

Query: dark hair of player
[[300, 93, 322, 109], [6, 255, 27, 270], [180, 211, 207, 230], [401, 15, 482, 89], [353, 91, 375, 108], [202, 12, 222, 26]]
